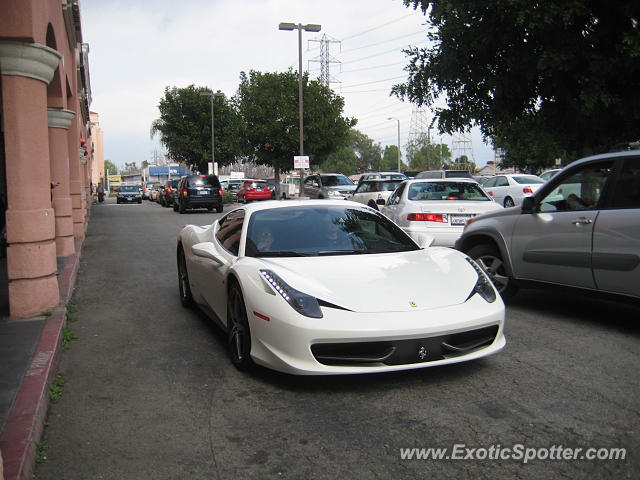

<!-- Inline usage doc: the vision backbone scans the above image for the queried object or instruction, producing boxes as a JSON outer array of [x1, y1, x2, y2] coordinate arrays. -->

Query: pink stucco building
[[0, 0, 95, 318]]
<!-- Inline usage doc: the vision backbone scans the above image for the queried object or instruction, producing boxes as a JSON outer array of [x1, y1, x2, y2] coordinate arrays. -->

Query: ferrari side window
[[216, 209, 245, 256]]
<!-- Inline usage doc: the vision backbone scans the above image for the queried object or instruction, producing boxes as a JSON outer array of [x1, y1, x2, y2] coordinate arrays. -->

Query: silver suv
[[302, 173, 357, 199], [455, 151, 640, 301]]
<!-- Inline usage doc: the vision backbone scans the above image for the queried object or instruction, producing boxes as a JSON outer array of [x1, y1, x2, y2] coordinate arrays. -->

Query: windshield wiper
[[256, 251, 311, 257], [317, 249, 365, 256]]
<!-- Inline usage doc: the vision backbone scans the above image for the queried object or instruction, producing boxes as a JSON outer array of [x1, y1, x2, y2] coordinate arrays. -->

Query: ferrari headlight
[[465, 257, 497, 303], [260, 270, 323, 318]]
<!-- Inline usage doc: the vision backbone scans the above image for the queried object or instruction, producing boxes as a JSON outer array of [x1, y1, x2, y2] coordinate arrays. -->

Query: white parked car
[[348, 179, 403, 210], [381, 179, 503, 247], [482, 174, 546, 207], [177, 200, 505, 375]]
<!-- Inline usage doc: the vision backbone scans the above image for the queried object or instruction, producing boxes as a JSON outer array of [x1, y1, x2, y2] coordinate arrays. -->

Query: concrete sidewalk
[[0, 236, 84, 480]]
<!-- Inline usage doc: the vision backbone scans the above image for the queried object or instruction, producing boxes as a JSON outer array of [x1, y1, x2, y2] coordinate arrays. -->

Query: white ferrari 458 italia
[[177, 200, 505, 375]]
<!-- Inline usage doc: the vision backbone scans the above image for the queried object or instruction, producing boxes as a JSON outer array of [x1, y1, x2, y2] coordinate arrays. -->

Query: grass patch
[[66, 301, 78, 313], [35, 441, 47, 463], [48, 374, 65, 402], [61, 327, 77, 350]]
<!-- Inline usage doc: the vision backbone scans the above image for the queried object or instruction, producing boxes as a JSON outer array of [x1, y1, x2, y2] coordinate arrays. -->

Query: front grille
[[311, 325, 499, 367]]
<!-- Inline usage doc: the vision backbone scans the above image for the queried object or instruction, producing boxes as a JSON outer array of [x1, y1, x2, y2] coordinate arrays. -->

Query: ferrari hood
[[252, 248, 478, 313]]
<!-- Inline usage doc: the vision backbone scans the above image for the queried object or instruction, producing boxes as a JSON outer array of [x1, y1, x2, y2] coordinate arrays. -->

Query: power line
[[340, 75, 406, 89], [340, 12, 421, 41], [340, 31, 425, 54]]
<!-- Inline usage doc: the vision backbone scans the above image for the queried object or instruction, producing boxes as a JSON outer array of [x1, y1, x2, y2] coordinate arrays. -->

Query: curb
[[0, 230, 84, 480]]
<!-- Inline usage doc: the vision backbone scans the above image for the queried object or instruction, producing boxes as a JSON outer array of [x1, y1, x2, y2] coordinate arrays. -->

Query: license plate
[[450, 214, 473, 225], [198, 189, 209, 195]]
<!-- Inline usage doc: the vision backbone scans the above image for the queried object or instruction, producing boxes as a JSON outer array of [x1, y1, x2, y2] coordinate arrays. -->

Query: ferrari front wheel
[[227, 283, 253, 371]]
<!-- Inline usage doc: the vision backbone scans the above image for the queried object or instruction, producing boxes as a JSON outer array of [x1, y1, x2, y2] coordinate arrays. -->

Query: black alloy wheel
[[177, 246, 194, 308], [227, 283, 253, 371]]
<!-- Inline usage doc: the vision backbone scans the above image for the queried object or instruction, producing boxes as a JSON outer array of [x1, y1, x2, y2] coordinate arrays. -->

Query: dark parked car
[[173, 174, 224, 213], [116, 184, 142, 204], [455, 150, 640, 301], [158, 179, 179, 207]]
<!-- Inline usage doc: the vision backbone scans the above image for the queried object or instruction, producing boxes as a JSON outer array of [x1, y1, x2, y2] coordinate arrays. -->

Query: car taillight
[[167, 188, 172, 194], [377, 193, 383, 199], [218, 188, 223, 195], [183, 189, 188, 197], [488, 191, 493, 196], [523, 187, 533, 194], [407, 213, 445, 222]]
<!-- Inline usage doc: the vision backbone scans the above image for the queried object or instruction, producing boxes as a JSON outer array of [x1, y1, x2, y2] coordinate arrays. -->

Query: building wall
[[90, 111, 104, 188], [0, 0, 93, 318]]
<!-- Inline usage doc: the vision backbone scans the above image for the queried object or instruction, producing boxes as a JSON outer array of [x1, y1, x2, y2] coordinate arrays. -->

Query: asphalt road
[[35, 197, 639, 479]]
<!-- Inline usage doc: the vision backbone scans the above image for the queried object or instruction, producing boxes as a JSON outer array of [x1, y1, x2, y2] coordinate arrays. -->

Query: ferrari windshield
[[245, 205, 419, 257]]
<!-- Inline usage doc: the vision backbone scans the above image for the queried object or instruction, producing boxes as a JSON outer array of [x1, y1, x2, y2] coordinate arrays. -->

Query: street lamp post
[[427, 116, 437, 169], [279, 22, 321, 197], [387, 117, 401, 172], [200, 90, 224, 175]]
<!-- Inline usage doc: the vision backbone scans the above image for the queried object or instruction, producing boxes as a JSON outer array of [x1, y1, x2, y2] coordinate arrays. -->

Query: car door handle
[[572, 217, 593, 225]]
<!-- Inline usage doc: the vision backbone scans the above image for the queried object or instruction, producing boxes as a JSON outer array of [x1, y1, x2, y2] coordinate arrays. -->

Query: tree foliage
[[406, 134, 452, 171], [104, 159, 118, 175], [321, 129, 383, 175], [394, 1, 640, 170], [235, 70, 356, 188], [151, 85, 241, 173]]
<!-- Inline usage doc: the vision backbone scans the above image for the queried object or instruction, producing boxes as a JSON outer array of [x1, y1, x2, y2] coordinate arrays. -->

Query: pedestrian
[[97, 182, 105, 203]]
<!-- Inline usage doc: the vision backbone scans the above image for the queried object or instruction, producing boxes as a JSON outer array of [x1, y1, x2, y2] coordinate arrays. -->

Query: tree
[[394, 1, 640, 170], [350, 130, 383, 172], [235, 70, 356, 196], [321, 145, 358, 175], [121, 162, 139, 174], [104, 159, 118, 175], [151, 85, 241, 173], [321, 129, 382, 175], [406, 133, 451, 171]]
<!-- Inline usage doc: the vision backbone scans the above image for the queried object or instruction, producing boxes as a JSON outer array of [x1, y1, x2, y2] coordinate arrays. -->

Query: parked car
[[116, 184, 142, 204], [173, 174, 224, 213], [382, 179, 503, 247], [149, 183, 162, 202], [262, 178, 277, 199], [455, 151, 640, 301], [302, 173, 357, 199], [176, 200, 505, 374], [356, 171, 408, 186], [415, 170, 475, 180], [482, 174, 545, 207], [236, 179, 272, 203], [221, 179, 244, 202], [142, 184, 153, 200], [349, 179, 403, 210], [539, 168, 562, 182], [158, 179, 179, 207]]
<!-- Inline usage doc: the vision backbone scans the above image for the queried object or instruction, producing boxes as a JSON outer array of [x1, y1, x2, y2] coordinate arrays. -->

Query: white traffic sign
[[294, 155, 310, 169]]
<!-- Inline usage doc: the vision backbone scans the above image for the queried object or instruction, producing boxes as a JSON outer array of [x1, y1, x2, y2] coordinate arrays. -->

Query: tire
[[467, 243, 518, 300], [138, 199, 142, 204], [504, 197, 515, 208], [367, 200, 379, 211], [177, 246, 194, 308], [179, 201, 185, 214], [282, 192, 287, 200], [227, 282, 253, 371], [173, 201, 178, 212], [216, 204, 223, 213]]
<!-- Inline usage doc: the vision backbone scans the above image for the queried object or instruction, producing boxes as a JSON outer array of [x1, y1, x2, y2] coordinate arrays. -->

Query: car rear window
[[119, 185, 138, 192], [444, 170, 474, 179], [512, 175, 545, 184], [187, 175, 220, 188], [408, 181, 491, 201]]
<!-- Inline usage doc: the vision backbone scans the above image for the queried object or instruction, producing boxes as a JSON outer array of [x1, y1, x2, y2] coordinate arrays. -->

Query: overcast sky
[[81, 0, 495, 170]]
